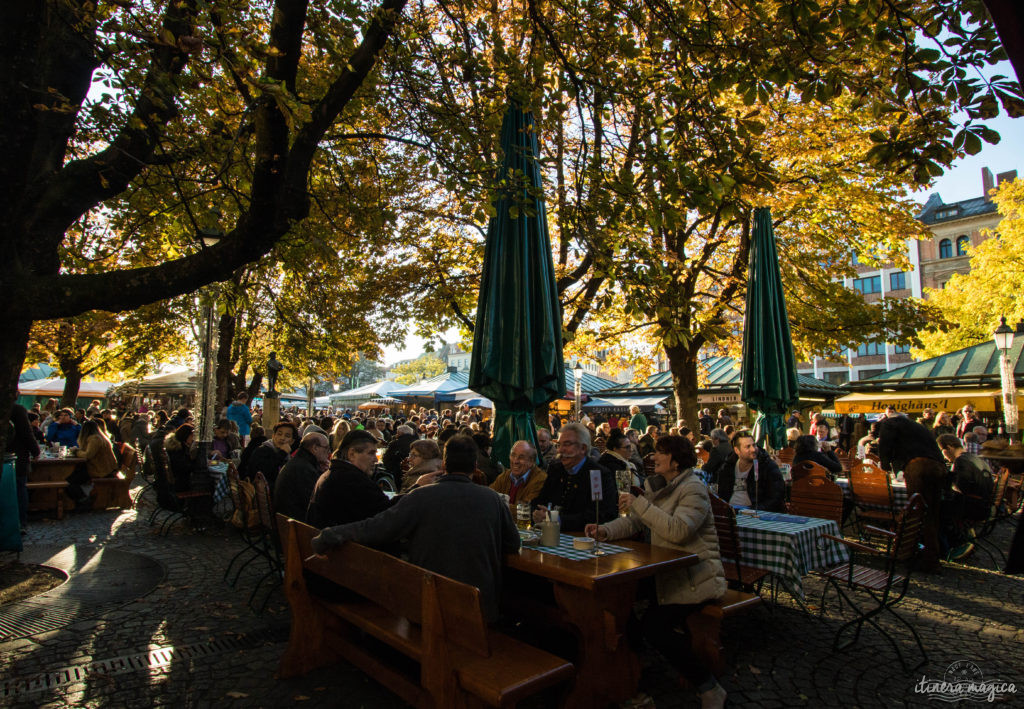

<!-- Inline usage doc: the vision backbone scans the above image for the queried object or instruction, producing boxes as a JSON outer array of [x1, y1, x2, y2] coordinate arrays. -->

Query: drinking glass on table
[[516, 503, 532, 530]]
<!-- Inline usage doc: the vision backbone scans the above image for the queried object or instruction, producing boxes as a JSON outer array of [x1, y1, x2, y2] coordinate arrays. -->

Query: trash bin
[[1, 453, 23, 552]]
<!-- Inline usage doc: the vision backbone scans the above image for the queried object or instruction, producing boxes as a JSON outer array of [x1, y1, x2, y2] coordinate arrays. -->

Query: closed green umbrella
[[469, 102, 566, 467], [740, 207, 799, 450]]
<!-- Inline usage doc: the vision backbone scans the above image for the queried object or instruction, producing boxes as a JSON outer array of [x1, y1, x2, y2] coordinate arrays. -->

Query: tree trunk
[[664, 342, 701, 431], [247, 373, 263, 404], [59, 358, 84, 408], [215, 311, 237, 410], [0, 320, 32, 457]]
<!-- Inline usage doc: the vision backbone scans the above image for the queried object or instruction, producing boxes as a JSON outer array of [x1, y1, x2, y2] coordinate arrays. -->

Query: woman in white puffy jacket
[[586, 435, 727, 709]]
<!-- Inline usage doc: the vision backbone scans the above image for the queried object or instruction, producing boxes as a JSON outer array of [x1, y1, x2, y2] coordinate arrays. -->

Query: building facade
[[798, 167, 1015, 385]]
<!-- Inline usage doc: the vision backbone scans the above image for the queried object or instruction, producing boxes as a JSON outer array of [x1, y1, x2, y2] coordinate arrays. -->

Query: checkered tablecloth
[[834, 478, 909, 509], [522, 531, 632, 560], [694, 467, 712, 485], [208, 464, 229, 504], [734, 512, 848, 599]]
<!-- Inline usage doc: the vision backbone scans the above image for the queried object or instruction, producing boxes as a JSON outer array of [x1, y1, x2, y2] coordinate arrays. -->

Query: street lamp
[[195, 227, 222, 470], [573, 362, 583, 422], [994, 316, 1017, 442]]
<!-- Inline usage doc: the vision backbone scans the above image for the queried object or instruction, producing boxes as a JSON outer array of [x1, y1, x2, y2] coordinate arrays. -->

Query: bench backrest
[[285, 516, 426, 622], [280, 514, 490, 657]]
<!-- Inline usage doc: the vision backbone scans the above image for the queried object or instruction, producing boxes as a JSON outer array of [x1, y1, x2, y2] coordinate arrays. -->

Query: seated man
[[46, 409, 81, 447], [275, 431, 331, 523], [473, 432, 502, 484], [307, 430, 396, 529], [716, 431, 786, 512], [531, 422, 617, 531], [490, 439, 547, 506], [637, 425, 658, 458], [311, 435, 520, 622], [382, 424, 418, 478], [702, 428, 733, 484], [937, 434, 995, 559], [535, 428, 558, 470]]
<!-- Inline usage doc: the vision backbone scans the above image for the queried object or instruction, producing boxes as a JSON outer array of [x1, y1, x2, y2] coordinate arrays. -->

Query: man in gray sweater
[[311, 435, 520, 622]]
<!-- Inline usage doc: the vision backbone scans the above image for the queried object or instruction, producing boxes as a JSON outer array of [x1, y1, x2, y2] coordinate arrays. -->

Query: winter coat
[[489, 466, 548, 506], [225, 401, 253, 437], [603, 468, 726, 605], [76, 434, 119, 479]]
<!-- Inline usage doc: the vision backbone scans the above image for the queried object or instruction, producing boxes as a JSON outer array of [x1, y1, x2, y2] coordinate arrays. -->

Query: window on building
[[889, 271, 906, 291], [956, 235, 970, 256], [852, 276, 881, 294], [857, 368, 888, 381], [823, 371, 849, 386], [892, 343, 911, 355], [856, 342, 884, 357], [939, 238, 952, 258]]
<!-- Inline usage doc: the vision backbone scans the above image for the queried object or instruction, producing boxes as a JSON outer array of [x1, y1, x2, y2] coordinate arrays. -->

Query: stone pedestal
[[264, 393, 281, 430]]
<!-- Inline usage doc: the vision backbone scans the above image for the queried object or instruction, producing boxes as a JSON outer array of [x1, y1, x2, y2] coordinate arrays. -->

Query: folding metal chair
[[819, 493, 928, 671]]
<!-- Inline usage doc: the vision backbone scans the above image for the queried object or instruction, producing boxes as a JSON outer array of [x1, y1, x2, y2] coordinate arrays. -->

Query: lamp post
[[573, 362, 583, 422], [195, 228, 222, 470], [994, 316, 1017, 443]]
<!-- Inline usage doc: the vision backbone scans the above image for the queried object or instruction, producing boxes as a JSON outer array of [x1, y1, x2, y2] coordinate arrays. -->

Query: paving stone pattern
[[1, 484, 1021, 708]]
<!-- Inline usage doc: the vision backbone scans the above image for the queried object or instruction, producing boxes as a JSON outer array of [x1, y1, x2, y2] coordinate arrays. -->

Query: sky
[[916, 113, 1024, 204], [380, 114, 1024, 367]]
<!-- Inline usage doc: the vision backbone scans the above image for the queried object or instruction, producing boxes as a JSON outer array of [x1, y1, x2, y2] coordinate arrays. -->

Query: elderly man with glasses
[[274, 431, 332, 523], [530, 423, 617, 531]]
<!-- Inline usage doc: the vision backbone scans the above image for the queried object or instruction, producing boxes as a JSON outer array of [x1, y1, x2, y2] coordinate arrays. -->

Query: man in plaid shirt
[[963, 426, 988, 455]]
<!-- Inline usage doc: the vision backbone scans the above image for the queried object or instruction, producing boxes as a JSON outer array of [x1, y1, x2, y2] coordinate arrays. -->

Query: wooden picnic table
[[29, 456, 86, 482], [506, 536, 698, 709], [27, 456, 86, 517]]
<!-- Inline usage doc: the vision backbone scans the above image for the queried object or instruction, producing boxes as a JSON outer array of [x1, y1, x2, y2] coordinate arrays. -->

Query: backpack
[[230, 478, 260, 530]]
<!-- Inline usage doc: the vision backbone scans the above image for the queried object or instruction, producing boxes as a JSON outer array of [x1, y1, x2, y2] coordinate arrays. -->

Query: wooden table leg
[[553, 581, 640, 709]]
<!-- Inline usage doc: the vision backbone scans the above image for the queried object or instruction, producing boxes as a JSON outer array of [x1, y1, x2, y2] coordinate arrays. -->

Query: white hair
[[559, 422, 591, 448]]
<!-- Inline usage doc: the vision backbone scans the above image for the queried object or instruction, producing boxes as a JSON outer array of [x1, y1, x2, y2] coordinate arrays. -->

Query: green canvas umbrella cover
[[469, 103, 566, 467], [740, 207, 799, 450]]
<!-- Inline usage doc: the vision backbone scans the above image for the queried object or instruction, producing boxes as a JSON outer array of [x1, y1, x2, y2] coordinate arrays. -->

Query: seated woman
[[400, 438, 443, 492], [245, 420, 299, 490], [210, 420, 242, 462], [791, 434, 842, 475], [586, 435, 728, 708], [598, 429, 641, 492], [164, 424, 199, 489], [67, 419, 119, 508]]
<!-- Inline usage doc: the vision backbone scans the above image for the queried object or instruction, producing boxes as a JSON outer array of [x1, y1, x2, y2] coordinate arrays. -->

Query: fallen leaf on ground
[[226, 691, 248, 698], [294, 695, 309, 701], [749, 665, 762, 674]]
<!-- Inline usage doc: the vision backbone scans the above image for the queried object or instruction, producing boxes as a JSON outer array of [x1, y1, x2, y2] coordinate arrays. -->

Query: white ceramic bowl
[[573, 537, 596, 551]]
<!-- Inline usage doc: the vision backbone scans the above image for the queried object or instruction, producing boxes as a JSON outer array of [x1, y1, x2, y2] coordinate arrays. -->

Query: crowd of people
[[9, 392, 1022, 708]]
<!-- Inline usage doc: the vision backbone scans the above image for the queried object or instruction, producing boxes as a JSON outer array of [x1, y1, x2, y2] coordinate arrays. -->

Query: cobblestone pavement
[[1, 485, 1021, 708]]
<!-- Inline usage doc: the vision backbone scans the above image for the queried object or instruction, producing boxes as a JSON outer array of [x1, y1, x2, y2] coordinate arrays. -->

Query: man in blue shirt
[[46, 409, 81, 447], [531, 423, 617, 531]]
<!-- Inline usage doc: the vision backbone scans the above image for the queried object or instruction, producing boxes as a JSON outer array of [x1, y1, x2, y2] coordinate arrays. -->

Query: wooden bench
[[277, 515, 574, 708], [91, 471, 135, 510], [686, 589, 763, 677], [26, 480, 69, 519]]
